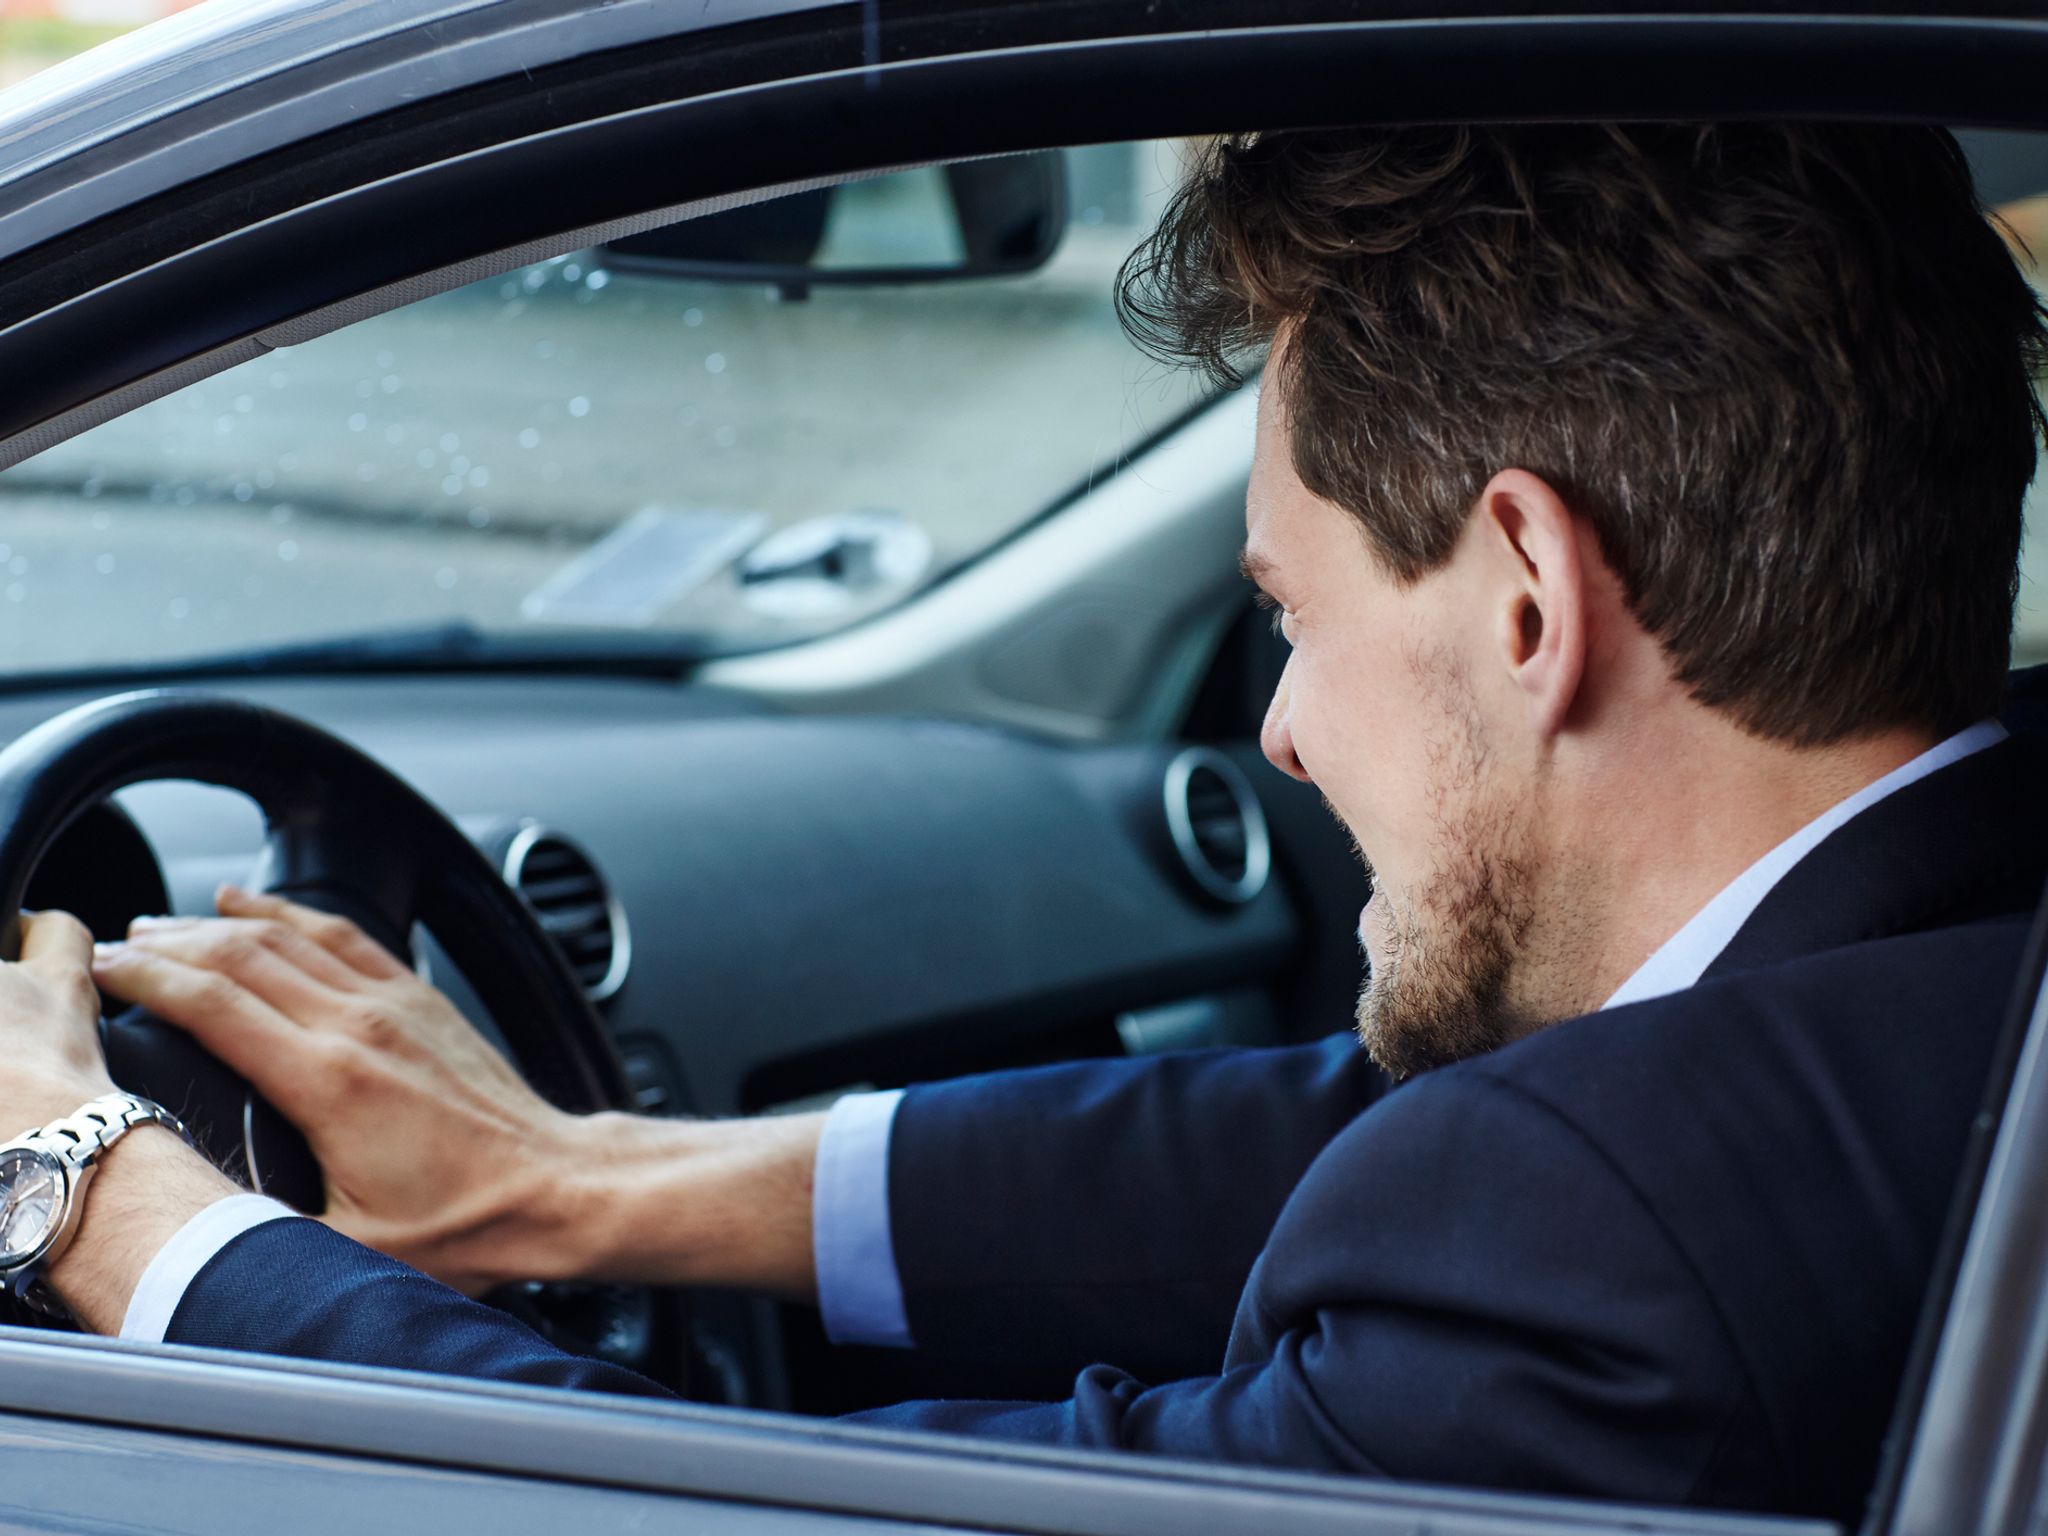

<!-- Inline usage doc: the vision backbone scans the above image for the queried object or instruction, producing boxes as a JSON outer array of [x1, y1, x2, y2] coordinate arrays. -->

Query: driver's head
[[1120, 124, 2048, 1078]]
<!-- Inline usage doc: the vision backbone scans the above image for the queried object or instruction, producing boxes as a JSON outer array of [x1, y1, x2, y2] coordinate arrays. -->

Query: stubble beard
[[1353, 652, 1539, 1081]]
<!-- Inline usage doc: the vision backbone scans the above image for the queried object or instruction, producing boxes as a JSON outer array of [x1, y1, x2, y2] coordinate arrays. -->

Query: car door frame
[[0, 3, 2045, 1533]]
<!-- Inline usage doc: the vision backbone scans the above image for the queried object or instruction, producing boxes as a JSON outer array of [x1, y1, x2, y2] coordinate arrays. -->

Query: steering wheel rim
[[0, 689, 685, 1387]]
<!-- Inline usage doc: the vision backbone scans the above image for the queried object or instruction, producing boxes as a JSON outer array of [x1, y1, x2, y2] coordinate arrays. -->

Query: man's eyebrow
[[1237, 547, 1277, 590]]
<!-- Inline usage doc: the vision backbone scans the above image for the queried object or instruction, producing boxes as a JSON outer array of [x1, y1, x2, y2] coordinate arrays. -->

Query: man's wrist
[[44, 1122, 242, 1334]]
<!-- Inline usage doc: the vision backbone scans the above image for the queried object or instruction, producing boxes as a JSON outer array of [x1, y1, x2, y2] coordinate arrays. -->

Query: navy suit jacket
[[166, 734, 2048, 1524]]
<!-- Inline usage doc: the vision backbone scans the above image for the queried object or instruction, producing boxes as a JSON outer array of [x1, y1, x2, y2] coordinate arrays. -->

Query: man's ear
[[1476, 468, 1587, 740]]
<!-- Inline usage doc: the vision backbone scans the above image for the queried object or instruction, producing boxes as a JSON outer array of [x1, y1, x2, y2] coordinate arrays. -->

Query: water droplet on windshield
[[568, 397, 591, 418], [380, 376, 401, 395], [449, 455, 470, 475], [95, 554, 115, 575], [348, 414, 368, 433], [278, 541, 299, 562], [562, 264, 582, 283], [586, 270, 610, 291], [705, 353, 726, 375], [439, 433, 460, 454], [441, 475, 463, 496], [468, 466, 490, 488], [167, 598, 190, 620], [684, 308, 703, 327], [434, 567, 458, 590], [517, 428, 540, 449], [415, 449, 436, 470]]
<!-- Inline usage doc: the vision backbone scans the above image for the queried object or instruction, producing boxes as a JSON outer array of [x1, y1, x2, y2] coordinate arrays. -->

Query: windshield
[[0, 141, 1209, 678]]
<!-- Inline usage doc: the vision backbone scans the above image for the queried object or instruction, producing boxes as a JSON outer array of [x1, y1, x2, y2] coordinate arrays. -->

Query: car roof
[[2, 0, 2044, 247]]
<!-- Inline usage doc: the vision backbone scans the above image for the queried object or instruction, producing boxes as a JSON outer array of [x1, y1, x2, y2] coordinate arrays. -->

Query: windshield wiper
[[0, 620, 732, 695]]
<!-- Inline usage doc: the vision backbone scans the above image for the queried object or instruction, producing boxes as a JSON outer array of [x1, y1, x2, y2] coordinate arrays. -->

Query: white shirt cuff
[[812, 1087, 913, 1348], [119, 1192, 303, 1344]]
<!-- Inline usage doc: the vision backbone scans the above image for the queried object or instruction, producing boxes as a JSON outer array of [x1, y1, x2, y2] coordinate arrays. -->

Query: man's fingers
[[215, 886, 409, 982], [129, 913, 364, 994], [114, 921, 353, 1021], [19, 910, 101, 1023], [20, 909, 93, 972], [90, 945, 323, 1107]]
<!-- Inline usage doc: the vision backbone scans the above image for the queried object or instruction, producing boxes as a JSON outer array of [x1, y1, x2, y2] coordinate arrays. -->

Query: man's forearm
[[53, 1108, 826, 1332], [517, 1109, 825, 1299]]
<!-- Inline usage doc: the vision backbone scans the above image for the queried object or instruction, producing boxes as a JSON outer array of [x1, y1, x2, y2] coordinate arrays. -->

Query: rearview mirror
[[601, 152, 1068, 291]]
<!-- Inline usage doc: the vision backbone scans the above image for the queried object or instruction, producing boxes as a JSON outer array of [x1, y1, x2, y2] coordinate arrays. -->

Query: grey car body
[[0, 3, 2043, 1534]]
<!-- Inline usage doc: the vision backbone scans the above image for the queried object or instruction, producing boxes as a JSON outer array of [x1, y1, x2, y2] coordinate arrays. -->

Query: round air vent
[[1163, 747, 1272, 906], [501, 823, 631, 1003]]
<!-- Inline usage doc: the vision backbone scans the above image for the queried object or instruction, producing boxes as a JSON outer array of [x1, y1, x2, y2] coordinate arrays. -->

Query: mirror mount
[[600, 152, 1068, 289]]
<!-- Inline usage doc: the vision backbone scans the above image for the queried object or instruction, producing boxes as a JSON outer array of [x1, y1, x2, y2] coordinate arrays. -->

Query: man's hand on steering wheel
[[0, 910, 242, 1332], [93, 887, 593, 1297], [3, 911, 122, 1124]]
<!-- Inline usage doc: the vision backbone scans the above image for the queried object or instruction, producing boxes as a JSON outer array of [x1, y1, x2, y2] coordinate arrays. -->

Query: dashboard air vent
[[502, 824, 631, 1002], [1162, 747, 1272, 906]]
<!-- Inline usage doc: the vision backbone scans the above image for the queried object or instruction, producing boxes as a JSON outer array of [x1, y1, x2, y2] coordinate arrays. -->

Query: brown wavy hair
[[1117, 125, 2048, 745]]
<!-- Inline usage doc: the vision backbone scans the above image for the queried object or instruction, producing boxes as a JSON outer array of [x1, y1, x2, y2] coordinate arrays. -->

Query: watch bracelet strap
[[29, 1092, 191, 1168]]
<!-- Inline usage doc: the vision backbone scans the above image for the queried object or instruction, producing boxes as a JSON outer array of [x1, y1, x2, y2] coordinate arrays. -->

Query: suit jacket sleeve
[[857, 1064, 1761, 1507], [165, 1055, 1753, 1506], [164, 1217, 675, 1401], [886, 1035, 1384, 1383]]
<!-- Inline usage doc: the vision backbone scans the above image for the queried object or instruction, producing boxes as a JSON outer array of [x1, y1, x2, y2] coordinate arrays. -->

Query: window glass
[[0, 142, 1208, 677]]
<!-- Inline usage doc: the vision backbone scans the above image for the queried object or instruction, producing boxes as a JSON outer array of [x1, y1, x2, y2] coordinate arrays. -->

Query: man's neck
[[1518, 709, 1944, 1025]]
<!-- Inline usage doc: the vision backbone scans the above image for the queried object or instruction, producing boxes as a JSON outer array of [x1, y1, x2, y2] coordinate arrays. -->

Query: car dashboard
[[2, 669, 1321, 1408]]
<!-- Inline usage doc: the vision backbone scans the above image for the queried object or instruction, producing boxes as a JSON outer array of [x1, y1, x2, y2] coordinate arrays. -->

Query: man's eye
[[1252, 589, 1289, 639]]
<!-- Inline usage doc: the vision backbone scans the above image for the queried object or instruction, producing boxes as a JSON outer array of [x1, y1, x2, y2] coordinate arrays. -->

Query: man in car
[[0, 121, 2039, 1522]]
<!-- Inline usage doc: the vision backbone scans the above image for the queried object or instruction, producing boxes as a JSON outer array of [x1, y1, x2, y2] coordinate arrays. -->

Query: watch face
[[0, 1148, 65, 1267]]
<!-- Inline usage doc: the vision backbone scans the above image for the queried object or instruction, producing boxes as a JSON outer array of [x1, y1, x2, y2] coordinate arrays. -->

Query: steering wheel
[[0, 689, 688, 1390]]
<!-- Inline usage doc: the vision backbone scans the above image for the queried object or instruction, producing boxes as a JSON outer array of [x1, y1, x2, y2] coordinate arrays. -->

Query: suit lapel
[[1700, 737, 2048, 983]]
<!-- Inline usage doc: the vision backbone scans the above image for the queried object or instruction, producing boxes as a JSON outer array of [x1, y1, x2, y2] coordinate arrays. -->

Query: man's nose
[[1261, 673, 1312, 784]]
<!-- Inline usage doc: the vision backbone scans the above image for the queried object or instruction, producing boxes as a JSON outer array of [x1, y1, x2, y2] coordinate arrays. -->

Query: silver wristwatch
[[0, 1092, 191, 1318]]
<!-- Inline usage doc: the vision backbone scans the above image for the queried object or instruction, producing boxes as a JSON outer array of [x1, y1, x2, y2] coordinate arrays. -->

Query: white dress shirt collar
[[1601, 719, 2009, 1011]]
